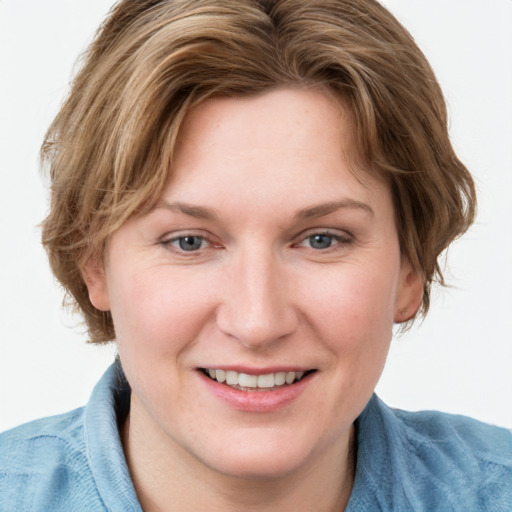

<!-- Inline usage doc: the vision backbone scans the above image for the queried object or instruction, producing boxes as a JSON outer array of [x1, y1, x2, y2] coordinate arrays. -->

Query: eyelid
[[161, 230, 203, 242], [160, 226, 213, 239], [158, 228, 354, 253], [293, 228, 355, 250], [295, 227, 354, 242], [168, 235, 207, 251], [159, 230, 221, 253]]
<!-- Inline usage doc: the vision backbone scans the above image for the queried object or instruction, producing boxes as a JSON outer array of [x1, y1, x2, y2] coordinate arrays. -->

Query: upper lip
[[198, 366, 316, 375]]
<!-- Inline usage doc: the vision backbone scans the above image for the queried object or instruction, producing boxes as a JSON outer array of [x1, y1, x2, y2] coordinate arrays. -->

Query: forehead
[[160, 88, 392, 225], [176, 87, 350, 156], [168, 88, 382, 206]]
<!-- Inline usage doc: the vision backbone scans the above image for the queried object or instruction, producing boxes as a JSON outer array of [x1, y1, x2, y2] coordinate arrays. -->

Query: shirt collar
[[84, 361, 142, 512]]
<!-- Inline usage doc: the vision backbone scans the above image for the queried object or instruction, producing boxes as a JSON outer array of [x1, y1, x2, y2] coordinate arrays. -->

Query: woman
[[1, 0, 511, 510]]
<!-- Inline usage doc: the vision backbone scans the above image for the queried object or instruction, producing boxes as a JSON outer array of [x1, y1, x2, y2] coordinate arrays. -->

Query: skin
[[84, 88, 423, 511]]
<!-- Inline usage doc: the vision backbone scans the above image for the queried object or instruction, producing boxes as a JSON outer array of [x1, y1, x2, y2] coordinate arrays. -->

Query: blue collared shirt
[[1, 363, 511, 511]]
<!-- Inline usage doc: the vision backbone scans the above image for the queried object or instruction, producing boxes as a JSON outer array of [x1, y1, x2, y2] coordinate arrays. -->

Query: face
[[85, 88, 422, 480]]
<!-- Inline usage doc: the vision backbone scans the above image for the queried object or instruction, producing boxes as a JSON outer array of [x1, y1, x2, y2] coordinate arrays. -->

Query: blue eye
[[173, 235, 205, 251], [307, 234, 335, 250]]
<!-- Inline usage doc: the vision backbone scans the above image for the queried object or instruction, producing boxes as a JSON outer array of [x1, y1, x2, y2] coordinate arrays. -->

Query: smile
[[201, 368, 315, 391]]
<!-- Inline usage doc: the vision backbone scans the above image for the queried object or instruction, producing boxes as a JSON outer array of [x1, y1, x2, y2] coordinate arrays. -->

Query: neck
[[122, 401, 356, 512]]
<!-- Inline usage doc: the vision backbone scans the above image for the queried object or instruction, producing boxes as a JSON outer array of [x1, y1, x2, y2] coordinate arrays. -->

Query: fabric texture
[[1, 362, 511, 511]]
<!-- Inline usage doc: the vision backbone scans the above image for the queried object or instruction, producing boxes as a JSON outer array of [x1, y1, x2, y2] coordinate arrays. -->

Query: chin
[[189, 423, 347, 481], [205, 444, 313, 480]]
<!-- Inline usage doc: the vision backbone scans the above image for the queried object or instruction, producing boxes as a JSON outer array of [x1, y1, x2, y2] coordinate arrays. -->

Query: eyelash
[[295, 231, 354, 251], [161, 230, 353, 255], [161, 234, 217, 253]]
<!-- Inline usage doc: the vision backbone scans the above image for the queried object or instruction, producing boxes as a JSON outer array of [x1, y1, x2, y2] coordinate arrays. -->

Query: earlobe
[[394, 264, 425, 323], [82, 258, 110, 312]]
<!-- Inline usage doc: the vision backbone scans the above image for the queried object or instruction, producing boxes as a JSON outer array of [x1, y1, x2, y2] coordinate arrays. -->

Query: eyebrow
[[156, 198, 374, 222], [156, 201, 218, 220], [294, 199, 374, 220]]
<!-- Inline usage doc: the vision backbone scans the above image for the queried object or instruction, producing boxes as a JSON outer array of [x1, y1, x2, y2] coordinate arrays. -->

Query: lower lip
[[199, 372, 314, 412]]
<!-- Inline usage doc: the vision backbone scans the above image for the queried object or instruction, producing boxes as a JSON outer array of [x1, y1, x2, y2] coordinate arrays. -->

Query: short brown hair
[[41, 0, 476, 343]]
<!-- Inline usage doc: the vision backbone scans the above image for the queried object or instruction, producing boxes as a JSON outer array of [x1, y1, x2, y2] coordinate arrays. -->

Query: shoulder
[[391, 403, 512, 509], [351, 396, 512, 511], [0, 409, 105, 511], [393, 406, 512, 468], [1, 406, 85, 451]]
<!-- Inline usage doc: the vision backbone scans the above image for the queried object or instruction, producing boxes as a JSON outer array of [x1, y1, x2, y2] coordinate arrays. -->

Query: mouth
[[200, 368, 317, 391]]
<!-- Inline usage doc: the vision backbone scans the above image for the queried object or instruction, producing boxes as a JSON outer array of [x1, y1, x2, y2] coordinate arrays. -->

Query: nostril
[[216, 305, 299, 350]]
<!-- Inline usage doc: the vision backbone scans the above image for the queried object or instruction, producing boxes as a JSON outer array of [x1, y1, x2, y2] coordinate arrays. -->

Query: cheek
[[109, 267, 216, 357], [297, 260, 399, 353], [109, 268, 218, 412], [303, 263, 399, 406]]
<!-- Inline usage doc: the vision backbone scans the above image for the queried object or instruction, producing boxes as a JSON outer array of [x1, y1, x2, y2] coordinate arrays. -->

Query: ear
[[81, 257, 110, 312], [394, 261, 424, 323]]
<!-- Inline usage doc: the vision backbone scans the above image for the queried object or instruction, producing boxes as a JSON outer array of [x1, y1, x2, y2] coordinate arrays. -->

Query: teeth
[[274, 372, 286, 385], [257, 374, 275, 388], [226, 370, 239, 385], [238, 373, 258, 388], [204, 368, 309, 389]]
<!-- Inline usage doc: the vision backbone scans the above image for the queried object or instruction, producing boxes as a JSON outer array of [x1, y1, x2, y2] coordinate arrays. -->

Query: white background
[[0, 0, 511, 432]]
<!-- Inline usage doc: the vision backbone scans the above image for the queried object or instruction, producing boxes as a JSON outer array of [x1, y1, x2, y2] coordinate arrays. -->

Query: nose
[[216, 246, 298, 350]]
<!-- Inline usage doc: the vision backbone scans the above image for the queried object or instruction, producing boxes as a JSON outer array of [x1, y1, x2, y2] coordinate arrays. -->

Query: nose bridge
[[217, 243, 297, 348]]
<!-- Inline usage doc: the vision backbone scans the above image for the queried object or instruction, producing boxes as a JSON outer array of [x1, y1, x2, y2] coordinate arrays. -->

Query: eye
[[307, 233, 335, 250], [166, 235, 208, 252], [296, 231, 353, 251]]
